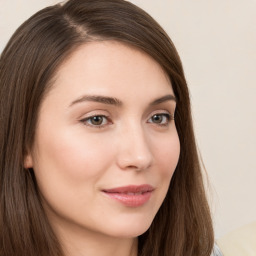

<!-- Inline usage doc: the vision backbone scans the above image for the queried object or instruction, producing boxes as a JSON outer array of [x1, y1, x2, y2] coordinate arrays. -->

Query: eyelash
[[80, 112, 174, 128], [80, 115, 111, 128], [147, 113, 174, 127]]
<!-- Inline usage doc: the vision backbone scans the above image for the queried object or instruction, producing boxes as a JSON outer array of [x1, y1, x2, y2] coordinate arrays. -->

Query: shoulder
[[217, 222, 256, 256], [211, 244, 223, 256]]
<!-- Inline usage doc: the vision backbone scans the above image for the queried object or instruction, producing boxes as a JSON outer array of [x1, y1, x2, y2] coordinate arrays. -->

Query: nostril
[[127, 165, 142, 171]]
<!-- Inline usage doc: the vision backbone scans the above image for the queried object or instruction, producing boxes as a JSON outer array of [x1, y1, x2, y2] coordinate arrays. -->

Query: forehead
[[48, 41, 174, 103]]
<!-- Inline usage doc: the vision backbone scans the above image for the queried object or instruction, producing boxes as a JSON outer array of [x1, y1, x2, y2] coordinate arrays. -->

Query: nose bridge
[[116, 121, 153, 170]]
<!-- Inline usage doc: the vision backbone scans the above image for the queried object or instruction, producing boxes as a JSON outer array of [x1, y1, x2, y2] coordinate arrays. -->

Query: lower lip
[[102, 191, 152, 207]]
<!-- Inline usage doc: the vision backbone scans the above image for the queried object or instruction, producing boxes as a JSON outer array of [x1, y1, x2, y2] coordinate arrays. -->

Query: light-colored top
[[217, 222, 256, 256], [212, 244, 224, 256]]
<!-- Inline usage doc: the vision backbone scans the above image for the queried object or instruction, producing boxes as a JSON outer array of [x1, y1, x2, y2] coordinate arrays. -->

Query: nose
[[116, 125, 153, 171]]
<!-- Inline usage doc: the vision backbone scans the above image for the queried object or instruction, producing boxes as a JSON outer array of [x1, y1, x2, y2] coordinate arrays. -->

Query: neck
[[49, 216, 138, 256], [62, 233, 138, 256]]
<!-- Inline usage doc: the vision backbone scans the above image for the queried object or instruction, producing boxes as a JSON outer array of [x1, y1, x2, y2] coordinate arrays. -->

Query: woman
[[0, 0, 222, 255]]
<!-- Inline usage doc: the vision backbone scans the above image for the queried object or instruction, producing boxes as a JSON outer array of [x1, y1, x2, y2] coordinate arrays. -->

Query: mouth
[[102, 184, 154, 207]]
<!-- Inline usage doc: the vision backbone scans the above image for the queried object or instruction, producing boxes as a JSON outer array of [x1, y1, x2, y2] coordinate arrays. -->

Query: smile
[[102, 184, 154, 207]]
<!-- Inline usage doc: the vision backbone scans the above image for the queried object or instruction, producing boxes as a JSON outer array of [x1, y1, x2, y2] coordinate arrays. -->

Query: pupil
[[92, 116, 103, 125], [153, 115, 162, 123]]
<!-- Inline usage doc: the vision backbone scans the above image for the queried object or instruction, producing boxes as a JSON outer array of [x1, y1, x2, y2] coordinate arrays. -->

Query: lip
[[102, 184, 154, 207]]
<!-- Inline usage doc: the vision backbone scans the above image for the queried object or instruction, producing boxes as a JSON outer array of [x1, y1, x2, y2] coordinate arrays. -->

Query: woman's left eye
[[148, 113, 173, 126]]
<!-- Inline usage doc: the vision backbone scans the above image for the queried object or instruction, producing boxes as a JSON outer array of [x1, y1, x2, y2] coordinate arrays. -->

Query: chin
[[106, 218, 153, 238]]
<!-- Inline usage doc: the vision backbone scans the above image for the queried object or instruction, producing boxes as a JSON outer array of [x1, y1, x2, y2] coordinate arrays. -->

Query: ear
[[24, 153, 33, 169]]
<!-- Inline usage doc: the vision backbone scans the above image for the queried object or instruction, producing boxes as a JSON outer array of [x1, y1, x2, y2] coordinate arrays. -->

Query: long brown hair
[[0, 0, 214, 255]]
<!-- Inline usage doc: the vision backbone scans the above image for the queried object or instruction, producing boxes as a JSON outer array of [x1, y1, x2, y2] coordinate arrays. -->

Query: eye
[[148, 113, 173, 126], [80, 115, 110, 127]]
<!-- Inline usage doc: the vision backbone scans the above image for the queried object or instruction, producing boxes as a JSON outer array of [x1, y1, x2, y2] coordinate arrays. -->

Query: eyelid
[[77, 109, 175, 128], [148, 109, 174, 119], [147, 111, 175, 126], [79, 114, 112, 128]]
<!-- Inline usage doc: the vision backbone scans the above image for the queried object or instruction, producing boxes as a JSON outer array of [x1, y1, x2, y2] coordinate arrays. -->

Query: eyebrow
[[150, 94, 177, 105], [69, 94, 176, 107], [70, 95, 122, 107]]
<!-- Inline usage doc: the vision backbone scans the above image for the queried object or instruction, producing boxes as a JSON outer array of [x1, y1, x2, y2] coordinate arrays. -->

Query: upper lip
[[102, 184, 154, 193]]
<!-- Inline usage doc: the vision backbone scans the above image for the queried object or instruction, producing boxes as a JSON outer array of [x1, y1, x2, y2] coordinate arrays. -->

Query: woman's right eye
[[80, 115, 110, 128]]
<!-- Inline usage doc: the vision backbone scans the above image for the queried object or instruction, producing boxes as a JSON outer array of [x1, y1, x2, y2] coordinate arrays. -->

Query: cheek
[[31, 129, 116, 217], [147, 131, 180, 217], [34, 128, 115, 181], [144, 130, 180, 212], [153, 131, 180, 178]]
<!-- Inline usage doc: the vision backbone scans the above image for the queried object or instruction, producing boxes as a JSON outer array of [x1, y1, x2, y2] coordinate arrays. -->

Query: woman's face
[[25, 41, 180, 239]]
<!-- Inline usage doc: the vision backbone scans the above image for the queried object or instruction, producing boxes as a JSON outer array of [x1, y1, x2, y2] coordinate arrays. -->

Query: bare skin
[[25, 41, 180, 256]]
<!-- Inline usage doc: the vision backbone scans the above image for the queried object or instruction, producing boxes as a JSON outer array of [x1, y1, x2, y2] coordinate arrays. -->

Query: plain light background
[[0, 0, 255, 238]]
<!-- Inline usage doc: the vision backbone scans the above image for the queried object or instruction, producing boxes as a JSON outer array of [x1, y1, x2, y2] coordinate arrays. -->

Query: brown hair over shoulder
[[0, 0, 214, 255]]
